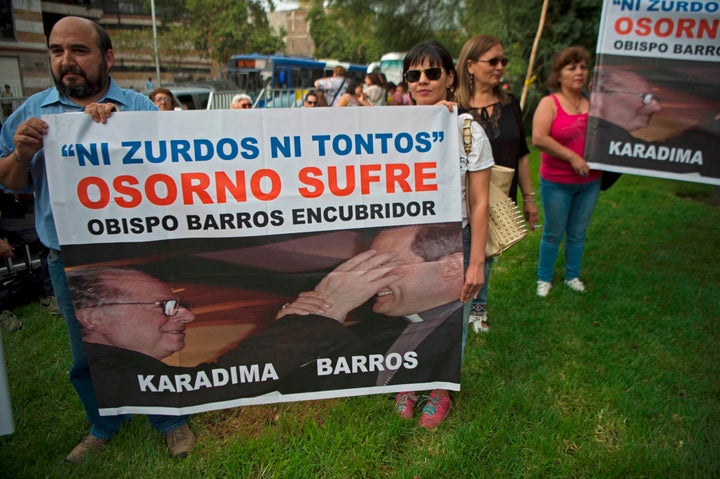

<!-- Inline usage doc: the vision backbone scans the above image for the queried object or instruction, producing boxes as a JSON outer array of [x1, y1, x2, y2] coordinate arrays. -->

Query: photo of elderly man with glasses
[[587, 66, 720, 181], [591, 68, 662, 134], [70, 267, 196, 361], [67, 266, 358, 410]]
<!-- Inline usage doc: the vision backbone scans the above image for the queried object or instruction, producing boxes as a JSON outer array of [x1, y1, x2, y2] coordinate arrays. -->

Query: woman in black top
[[455, 34, 539, 333]]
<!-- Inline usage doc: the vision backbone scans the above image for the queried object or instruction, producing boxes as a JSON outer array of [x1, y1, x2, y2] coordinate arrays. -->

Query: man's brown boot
[[65, 434, 107, 463], [165, 423, 196, 459]]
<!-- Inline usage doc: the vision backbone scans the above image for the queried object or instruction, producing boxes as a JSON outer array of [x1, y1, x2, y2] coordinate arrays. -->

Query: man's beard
[[53, 63, 109, 99]]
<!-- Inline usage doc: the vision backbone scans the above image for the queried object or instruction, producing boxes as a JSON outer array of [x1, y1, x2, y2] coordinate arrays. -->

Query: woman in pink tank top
[[531, 46, 601, 298]]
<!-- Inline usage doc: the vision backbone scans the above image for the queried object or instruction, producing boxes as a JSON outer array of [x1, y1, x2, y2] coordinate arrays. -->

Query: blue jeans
[[48, 249, 188, 440], [461, 226, 493, 355], [537, 178, 600, 283], [470, 259, 493, 310], [461, 227, 471, 356]]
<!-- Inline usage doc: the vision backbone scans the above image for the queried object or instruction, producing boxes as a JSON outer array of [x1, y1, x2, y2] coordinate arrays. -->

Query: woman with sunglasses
[[532, 46, 601, 298], [393, 40, 493, 428], [149, 87, 179, 111], [231, 93, 253, 109], [455, 34, 538, 334]]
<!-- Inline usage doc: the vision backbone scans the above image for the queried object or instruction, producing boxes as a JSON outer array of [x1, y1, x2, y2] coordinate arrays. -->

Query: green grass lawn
[[1, 154, 719, 478]]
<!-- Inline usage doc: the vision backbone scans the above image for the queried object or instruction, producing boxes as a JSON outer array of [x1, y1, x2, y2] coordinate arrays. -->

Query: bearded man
[[0, 16, 195, 462]]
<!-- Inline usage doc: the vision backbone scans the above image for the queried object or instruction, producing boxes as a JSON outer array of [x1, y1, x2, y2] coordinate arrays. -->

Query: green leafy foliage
[[111, 24, 196, 73], [457, 0, 601, 126], [307, 0, 601, 123], [183, 0, 285, 65], [307, 0, 380, 64], [308, 0, 464, 64], [115, 1, 285, 71]]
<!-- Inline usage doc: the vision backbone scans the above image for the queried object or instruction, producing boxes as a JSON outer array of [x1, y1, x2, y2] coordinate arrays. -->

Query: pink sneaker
[[418, 392, 452, 428], [395, 392, 418, 420]]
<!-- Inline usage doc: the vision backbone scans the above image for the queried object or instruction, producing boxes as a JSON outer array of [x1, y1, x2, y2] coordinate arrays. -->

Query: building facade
[[267, 8, 313, 58], [0, 0, 311, 118]]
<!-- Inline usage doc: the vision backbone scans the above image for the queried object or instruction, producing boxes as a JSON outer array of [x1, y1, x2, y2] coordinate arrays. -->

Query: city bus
[[377, 52, 405, 85], [319, 59, 368, 83], [226, 54, 366, 108]]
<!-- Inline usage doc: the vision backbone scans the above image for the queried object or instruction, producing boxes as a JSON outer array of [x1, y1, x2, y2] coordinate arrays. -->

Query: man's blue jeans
[[48, 249, 188, 439], [537, 178, 600, 283]]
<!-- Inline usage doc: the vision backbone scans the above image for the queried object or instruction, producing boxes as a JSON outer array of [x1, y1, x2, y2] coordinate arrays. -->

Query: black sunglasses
[[476, 56, 509, 67], [405, 67, 444, 83]]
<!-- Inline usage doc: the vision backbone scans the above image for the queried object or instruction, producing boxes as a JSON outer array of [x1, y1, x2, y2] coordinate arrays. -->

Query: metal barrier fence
[[0, 89, 318, 119], [207, 91, 244, 110], [197, 89, 311, 110], [252, 88, 314, 109]]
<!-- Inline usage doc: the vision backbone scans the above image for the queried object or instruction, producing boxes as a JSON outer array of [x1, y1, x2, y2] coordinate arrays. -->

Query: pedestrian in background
[[231, 93, 253, 109], [149, 87, 179, 111], [314, 65, 348, 107]]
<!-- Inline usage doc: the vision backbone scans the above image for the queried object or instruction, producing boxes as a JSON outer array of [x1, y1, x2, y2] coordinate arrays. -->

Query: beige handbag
[[462, 118, 527, 257]]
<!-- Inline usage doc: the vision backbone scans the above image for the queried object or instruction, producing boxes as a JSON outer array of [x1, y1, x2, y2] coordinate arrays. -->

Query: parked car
[[166, 84, 250, 110], [166, 86, 211, 110]]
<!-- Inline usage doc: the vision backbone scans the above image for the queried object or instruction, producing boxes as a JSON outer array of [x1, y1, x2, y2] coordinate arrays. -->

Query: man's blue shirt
[[0, 79, 157, 249]]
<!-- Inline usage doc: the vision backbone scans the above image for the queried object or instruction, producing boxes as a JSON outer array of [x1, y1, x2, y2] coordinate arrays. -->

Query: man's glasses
[[82, 299, 192, 317], [405, 67, 444, 83], [238, 103, 252, 109], [153, 97, 172, 104], [475, 56, 509, 67], [604, 90, 659, 105]]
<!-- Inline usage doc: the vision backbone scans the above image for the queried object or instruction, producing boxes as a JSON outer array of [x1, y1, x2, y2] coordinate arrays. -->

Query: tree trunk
[[520, 0, 550, 111]]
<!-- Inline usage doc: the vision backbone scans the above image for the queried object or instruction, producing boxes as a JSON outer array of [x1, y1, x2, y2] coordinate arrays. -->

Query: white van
[[167, 84, 250, 110]]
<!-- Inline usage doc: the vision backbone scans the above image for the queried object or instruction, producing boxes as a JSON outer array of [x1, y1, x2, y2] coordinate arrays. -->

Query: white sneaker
[[564, 278, 586, 293], [536, 281, 552, 297], [469, 310, 489, 333]]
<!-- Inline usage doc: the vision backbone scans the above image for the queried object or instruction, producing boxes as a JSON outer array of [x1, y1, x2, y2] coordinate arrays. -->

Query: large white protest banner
[[43, 107, 465, 416], [586, 0, 720, 185]]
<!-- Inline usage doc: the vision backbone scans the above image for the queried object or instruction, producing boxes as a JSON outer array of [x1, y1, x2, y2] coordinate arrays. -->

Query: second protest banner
[[586, 0, 720, 185]]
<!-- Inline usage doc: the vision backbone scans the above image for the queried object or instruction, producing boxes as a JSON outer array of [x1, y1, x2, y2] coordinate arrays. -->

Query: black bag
[[600, 171, 622, 191], [0, 270, 44, 310], [0, 243, 45, 310]]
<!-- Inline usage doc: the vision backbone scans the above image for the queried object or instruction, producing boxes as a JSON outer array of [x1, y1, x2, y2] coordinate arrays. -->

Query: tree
[[183, 0, 285, 66], [460, 0, 601, 84], [307, 0, 464, 64], [306, 2, 354, 61], [113, 23, 198, 71], [459, 0, 601, 125], [306, 0, 381, 64]]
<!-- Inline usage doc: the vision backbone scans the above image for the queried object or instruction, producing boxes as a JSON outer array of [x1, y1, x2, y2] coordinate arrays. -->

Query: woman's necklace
[[561, 92, 583, 114], [470, 93, 499, 111], [470, 95, 499, 125]]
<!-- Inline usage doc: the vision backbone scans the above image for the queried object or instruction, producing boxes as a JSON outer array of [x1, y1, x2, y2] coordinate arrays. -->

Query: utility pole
[[151, 0, 161, 86]]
